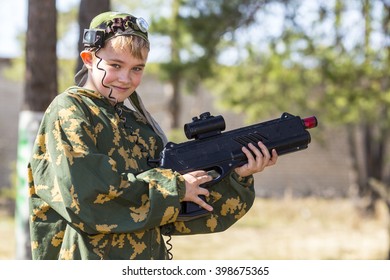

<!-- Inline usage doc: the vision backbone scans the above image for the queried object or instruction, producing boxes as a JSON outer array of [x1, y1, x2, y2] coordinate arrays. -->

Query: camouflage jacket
[[28, 86, 255, 260]]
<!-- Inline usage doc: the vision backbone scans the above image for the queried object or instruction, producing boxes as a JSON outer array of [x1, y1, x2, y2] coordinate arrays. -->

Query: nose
[[118, 69, 132, 84]]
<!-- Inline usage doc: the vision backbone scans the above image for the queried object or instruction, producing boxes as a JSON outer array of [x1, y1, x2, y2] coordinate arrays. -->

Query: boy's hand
[[182, 170, 213, 211], [180, 142, 277, 211], [234, 141, 278, 178]]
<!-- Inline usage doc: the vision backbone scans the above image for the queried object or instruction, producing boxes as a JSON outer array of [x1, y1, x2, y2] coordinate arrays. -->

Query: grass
[[0, 197, 388, 260], [0, 214, 15, 259], [170, 197, 389, 260]]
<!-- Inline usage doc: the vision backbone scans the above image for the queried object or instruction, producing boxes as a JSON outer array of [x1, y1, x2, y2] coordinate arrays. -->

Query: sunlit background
[[0, 0, 389, 260]]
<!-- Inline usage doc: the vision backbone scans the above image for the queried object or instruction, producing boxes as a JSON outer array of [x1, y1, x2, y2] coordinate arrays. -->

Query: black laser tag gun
[[149, 112, 318, 221]]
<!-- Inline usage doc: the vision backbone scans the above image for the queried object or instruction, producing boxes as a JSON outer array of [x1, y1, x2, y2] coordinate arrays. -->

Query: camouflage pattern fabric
[[28, 86, 255, 259]]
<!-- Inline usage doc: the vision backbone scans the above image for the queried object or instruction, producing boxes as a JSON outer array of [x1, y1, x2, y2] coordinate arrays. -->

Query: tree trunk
[[346, 0, 388, 217], [23, 0, 57, 111], [382, 0, 390, 261], [168, 74, 181, 129], [167, 0, 182, 129], [15, 0, 57, 260]]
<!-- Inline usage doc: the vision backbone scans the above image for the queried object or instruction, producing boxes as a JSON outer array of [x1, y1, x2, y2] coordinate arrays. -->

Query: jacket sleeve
[[29, 96, 186, 235], [161, 172, 255, 236]]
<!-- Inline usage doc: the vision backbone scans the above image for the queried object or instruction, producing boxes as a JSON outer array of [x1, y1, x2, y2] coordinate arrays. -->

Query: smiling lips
[[112, 85, 131, 93]]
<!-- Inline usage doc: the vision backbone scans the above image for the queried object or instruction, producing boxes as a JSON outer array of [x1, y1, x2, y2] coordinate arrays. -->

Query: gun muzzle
[[302, 116, 318, 129]]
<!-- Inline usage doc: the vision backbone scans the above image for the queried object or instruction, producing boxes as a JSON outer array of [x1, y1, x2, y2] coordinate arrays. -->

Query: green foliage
[[205, 0, 390, 211], [166, 127, 188, 143], [318, 46, 390, 126], [57, 6, 78, 40], [0, 184, 16, 201], [150, 0, 264, 90], [206, 0, 390, 131], [58, 59, 77, 93], [2, 57, 77, 95], [2, 2, 79, 94], [0, 161, 16, 200], [2, 58, 24, 82], [207, 45, 319, 123]]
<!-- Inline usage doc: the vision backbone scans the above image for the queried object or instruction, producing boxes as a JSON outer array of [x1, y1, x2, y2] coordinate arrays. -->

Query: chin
[[116, 97, 129, 104]]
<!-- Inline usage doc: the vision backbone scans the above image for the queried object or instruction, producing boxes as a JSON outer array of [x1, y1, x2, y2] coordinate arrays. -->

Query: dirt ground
[[1, 197, 388, 260]]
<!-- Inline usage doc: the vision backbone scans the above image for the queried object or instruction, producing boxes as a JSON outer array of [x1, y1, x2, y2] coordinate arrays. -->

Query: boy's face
[[83, 40, 148, 104]]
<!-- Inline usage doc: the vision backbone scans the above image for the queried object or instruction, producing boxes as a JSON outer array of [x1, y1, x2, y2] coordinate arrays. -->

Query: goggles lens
[[136, 17, 149, 33]]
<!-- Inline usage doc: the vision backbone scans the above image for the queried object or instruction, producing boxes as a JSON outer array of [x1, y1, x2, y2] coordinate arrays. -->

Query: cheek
[[132, 73, 144, 86], [95, 68, 115, 83]]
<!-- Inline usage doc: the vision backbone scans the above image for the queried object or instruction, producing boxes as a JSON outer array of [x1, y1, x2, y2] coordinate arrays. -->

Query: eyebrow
[[108, 58, 146, 67]]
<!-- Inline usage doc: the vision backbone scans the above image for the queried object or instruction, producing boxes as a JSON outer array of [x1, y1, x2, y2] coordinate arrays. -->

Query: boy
[[28, 11, 277, 260]]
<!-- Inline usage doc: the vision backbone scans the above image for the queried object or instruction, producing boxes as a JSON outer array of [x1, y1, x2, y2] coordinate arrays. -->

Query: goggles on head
[[82, 15, 149, 48]]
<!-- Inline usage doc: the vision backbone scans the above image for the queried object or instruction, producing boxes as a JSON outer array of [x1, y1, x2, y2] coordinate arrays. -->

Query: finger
[[257, 142, 271, 159], [198, 174, 213, 185], [194, 196, 213, 212], [197, 187, 210, 197], [188, 170, 208, 177], [268, 149, 278, 165], [257, 142, 273, 169], [243, 142, 266, 169], [248, 142, 263, 159], [241, 151, 255, 172], [241, 145, 255, 162]]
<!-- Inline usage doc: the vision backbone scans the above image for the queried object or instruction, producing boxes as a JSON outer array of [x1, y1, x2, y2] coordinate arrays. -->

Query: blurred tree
[[210, 0, 390, 213], [208, 0, 318, 120], [315, 0, 390, 217], [15, 0, 57, 260], [207, 0, 390, 258], [13, 0, 110, 261], [151, 0, 268, 129]]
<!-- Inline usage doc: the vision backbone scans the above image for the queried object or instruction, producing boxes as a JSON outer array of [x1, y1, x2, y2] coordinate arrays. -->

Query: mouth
[[111, 85, 131, 93]]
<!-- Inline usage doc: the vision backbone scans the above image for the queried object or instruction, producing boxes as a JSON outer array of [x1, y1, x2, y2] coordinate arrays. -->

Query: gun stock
[[149, 112, 318, 221]]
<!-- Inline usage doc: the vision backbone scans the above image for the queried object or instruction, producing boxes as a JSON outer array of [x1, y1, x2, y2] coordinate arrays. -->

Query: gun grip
[[177, 196, 211, 222], [176, 172, 222, 221]]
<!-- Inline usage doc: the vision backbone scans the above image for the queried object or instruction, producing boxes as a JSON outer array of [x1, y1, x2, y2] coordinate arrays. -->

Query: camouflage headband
[[82, 11, 149, 48]]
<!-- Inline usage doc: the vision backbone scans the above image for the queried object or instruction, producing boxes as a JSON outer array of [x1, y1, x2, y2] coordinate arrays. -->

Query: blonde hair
[[107, 35, 149, 60]]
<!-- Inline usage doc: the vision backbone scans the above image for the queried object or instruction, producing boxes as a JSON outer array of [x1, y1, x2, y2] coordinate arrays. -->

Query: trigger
[[207, 170, 220, 180], [202, 169, 222, 187]]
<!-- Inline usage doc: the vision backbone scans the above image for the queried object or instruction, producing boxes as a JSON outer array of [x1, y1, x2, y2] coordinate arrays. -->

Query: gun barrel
[[302, 116, 318, 129]]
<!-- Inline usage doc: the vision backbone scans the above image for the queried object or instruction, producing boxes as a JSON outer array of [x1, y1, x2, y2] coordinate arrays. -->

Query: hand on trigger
[[182, 170, 214, 211]]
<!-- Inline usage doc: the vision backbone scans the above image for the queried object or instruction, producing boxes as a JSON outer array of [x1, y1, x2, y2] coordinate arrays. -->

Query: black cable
[[165, 234, 174, 260], [94, 47, 117, 104]]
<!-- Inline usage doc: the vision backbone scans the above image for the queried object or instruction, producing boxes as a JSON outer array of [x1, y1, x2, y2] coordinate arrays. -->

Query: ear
[[80, 50, 94, 70]]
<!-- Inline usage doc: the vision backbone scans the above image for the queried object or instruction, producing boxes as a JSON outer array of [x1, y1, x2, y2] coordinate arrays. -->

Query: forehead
[[109, 35, 149, 57], [99, 39, 148, 64]]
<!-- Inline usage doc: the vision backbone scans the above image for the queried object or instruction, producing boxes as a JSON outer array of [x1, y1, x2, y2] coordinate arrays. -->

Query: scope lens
[[303, 116, 318, 129]]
